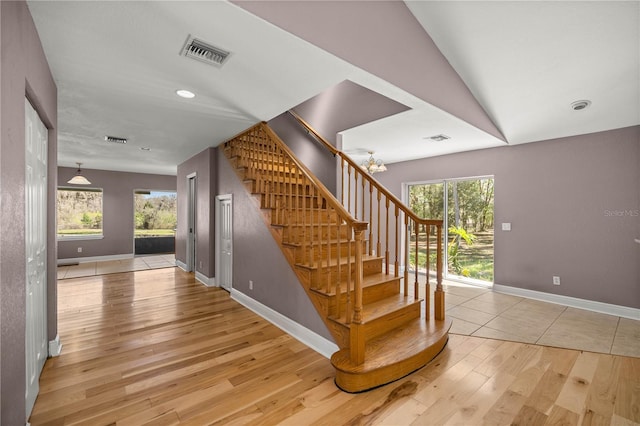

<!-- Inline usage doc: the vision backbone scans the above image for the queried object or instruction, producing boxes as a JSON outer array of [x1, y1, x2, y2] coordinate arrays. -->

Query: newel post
[[350, 224, 367, 365], [435, 224, 445, 320]]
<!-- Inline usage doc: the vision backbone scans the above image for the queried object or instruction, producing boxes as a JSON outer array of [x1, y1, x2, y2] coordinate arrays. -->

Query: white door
[[187, 174, 197, 272], [25, 99, 48, 417], [216, 195, 233, 291]]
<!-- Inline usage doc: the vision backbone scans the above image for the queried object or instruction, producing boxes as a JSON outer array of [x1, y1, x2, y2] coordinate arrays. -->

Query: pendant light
[[67, 162, 91, 185]]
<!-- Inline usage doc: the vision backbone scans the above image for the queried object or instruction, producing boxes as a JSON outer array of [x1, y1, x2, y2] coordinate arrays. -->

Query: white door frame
[[25, 98, 48, 417], [215, 194, 233, 291], [186, 173, 197, 272]]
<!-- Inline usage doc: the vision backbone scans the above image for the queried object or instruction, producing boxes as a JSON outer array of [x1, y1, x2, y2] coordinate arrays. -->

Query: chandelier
[[361, 151, 387, 174]]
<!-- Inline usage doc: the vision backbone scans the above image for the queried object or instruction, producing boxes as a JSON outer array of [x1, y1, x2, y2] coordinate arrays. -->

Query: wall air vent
[[105, 135, 127, 144], [426, 134, 451, 142], [182, 36, 230, 66]]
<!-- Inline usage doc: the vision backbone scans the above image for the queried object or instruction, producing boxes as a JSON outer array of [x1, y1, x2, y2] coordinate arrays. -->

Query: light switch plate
[[502, 223, 511, 231]]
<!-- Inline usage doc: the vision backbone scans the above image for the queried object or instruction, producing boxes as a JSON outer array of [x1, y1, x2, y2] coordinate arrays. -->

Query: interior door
[[25, 98, 48, 417], [187, 174, 196, 272], [216, 195, 233, 291]]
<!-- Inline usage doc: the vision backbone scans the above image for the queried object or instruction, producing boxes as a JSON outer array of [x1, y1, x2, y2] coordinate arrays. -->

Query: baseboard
[[493, 284, 640, 320], [231, 289, 339, 359], [57, 253, 133, 265], [175, 259, 188, 271], [195, 271, 216, 287], [48, 334, 62, 357]]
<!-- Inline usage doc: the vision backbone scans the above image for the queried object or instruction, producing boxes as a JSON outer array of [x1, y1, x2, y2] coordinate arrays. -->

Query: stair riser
[[271, 208, 337, 225], [292, 242, 355, 264], [306, 259, 383, 288], [321, 280, 400, 317], [364, 302, 422, 341], [283, 225, 351, 243]]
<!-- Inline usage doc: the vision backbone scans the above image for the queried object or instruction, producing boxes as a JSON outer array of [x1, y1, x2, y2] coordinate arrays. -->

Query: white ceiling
[[27, 1, 639, 175]]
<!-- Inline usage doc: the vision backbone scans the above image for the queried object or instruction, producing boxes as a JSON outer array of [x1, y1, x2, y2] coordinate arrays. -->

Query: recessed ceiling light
[[425, 134, 451, 142], [176, 89, 195, 99], [570, 100, 591, 111]]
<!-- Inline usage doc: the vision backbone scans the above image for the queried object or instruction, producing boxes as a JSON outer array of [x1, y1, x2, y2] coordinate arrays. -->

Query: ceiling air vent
[[182, 36, 230, 66], [105, 135, 127, 144], [426, 134, 451, 142]]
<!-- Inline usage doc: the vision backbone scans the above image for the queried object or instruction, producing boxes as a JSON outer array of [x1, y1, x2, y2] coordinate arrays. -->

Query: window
[[134, 190, 177, 238], [57, 188, 103, 239], [407, 177, 495, 284]]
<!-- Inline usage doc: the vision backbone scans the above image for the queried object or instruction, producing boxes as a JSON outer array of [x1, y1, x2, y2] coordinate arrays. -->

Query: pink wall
[[57, 167, 176, 260], [1, 1, 58, 423], [376, 126, 640, 309], [176, 148, 217, 278]]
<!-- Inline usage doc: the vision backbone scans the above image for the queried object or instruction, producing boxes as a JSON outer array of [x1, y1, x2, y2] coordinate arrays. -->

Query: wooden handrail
[[260, 123, 368, 233], [287, 110, 442, 228]]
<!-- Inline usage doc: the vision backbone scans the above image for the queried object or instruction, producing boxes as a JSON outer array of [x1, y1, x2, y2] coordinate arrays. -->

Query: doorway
[[186, 174, 197, 272], [25, 98, 48, 417], [407, 176, 495, 285], [215, 195, 233, 291]]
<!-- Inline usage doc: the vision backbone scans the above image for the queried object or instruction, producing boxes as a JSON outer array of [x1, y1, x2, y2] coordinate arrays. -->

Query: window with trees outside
[[57, 188, 103, 239], [134, 190, 177, 237], [408, 177, 494, 284]]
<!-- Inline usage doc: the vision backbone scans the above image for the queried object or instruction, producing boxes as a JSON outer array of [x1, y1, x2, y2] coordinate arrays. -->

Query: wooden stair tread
[[283, 238, 354, 249], [295, 254, 382, 270], [311, 272, 399, 296], [330, 294, 420, 325], [331, 317, 452, 392]]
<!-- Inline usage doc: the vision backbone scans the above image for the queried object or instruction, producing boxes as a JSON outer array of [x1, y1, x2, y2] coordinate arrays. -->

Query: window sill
[[57, 235, 104, 242]]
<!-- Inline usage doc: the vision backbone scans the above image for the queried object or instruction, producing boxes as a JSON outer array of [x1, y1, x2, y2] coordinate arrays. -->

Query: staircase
[[223, 116, 451, 392]]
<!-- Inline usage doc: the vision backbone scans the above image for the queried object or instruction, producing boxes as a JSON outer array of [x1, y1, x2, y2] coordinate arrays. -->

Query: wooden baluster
[[361, 174, 365, 223], [350, 226, 366, 365], [425, 225, 431, 319], [347, 165, 352, 216], [435, 224, 445, 320], [301, 174, 309, 268], [376, 190, 381, 261], [385, 198, 390, 275], [414, 221, 419, 300], [368, 181, 373, 256], [404, 214, 409, 296], [340, 157, 345, 207], [354, 172, 359, 219], [336, 221, 342, 320], [325, 201, 331, 294], [346, 226, 352, 324], [394, 204, 400, 278]]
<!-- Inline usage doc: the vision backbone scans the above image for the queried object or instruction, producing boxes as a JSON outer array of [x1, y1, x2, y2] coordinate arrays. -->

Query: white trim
[[57, 234, 104, 241], [231, 289, 339, 359], [48, 334, 62, 357], [195, 271, 216, 287], [493, 284, 640, 320], [57, 253, 133, 265], [176, 259, 188, 271]]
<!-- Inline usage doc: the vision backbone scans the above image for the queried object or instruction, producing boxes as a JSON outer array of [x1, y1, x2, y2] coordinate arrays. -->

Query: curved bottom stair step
[[330, 317, 452, 393]]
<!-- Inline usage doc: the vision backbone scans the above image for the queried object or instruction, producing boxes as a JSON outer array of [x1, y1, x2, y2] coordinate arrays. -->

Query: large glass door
[[408, 177, 494, 285]]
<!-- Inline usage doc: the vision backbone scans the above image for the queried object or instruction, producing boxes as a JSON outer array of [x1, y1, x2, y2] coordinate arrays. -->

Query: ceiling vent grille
[[105, 135, 127, 144], [427, 134, 451, 142], [182, 36, 230, 66]]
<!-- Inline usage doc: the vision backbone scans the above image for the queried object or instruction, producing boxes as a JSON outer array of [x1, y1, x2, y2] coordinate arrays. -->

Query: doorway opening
[[215, 194, 233, 291], [133, 190, 177, 255], [186, 174, 197, 272], [407, 176, 494, 285]]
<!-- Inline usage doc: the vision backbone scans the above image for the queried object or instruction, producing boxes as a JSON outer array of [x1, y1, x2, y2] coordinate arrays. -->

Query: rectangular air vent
[[427, 134, 451, 142], [105, 135, 127, 144], [182, 36, 230, 66]]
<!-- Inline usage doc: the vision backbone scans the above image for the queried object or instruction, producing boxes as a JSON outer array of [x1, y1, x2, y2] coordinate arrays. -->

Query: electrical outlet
[[77, 247, 82, 253], [249, 280, 253, 290], [553, 276, 561, 285], [501, 223, 511, 231]]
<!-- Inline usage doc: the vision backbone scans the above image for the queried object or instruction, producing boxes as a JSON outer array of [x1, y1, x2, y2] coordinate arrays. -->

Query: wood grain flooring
[[30, 268, 640, 425]]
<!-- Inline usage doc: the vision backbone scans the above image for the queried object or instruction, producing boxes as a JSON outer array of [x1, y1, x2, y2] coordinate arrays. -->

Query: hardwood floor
[[31, 268, 640, 425]]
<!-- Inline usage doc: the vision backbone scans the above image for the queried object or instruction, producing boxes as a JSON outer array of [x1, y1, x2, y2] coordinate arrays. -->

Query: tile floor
[[57, 254, 176, 279], [437, 279, 640, 358]]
